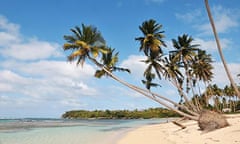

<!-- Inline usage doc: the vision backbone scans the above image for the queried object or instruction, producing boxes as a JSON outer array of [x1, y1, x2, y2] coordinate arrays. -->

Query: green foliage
[[198, 84, 240, 113], [62, 108, 180, 119], [94, 48, 130, 78]]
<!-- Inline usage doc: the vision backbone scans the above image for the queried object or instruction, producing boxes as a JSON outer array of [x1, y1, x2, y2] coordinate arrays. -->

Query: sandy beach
[[117, 114, 240, 144]]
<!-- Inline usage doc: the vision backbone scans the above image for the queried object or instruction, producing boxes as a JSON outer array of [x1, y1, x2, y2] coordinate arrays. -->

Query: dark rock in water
[[198, 110, 229, 132]]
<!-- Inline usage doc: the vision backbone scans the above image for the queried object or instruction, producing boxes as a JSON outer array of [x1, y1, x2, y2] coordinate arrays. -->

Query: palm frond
[[63, 35, 77, 43], [113, 67, 131, 73], [94, 70, 106, 78], [68, 49, 86, 61], [63, 43, 79, 50]]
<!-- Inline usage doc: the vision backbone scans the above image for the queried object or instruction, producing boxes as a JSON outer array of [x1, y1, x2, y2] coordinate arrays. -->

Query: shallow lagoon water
[[0, 118, 168, 144]]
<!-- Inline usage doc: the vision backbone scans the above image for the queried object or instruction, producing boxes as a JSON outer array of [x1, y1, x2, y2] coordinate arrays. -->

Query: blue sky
[[0, 0, 240, 118]]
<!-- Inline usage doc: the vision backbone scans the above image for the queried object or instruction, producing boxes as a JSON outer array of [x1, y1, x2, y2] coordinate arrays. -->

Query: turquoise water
[[0, 119, 168, 144]]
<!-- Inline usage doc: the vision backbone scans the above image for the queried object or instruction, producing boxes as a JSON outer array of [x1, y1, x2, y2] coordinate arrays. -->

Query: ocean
[[0, 118, 169, 144]]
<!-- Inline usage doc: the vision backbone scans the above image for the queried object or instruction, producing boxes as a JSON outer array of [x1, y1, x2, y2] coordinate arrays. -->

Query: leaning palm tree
[[136, 19, 167, 88], [135, 20, 201, 116], [63, 20, 228, 130], [204, 0, 240, 98], [63, 22, 199, 120]]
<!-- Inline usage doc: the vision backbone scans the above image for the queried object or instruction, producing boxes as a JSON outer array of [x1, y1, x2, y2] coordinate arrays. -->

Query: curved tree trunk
[[204, 0, 240, 98], [102, 66, 199, 120]]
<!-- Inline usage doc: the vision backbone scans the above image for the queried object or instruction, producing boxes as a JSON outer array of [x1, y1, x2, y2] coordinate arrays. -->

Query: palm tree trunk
[[171, 78, 198, 113], [103, 66, 199, 120], [130, 79, 199, 116], [204, 0, 240, 98], [189, 75, 202, 112]]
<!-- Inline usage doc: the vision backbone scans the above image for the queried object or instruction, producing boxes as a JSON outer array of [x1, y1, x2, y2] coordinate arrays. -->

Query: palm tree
[[94, 48, 130, 78], [192, 50, 213, 83], [63, 23, 199, 120], [170, 34, 200, 111], [141, 71, 160, 90], [135, 19, 166, 58], [223, 85, 232, 110], [204, 0, 240, 98], [63, 20, 230, 128], [136, 19, 167, 87], [63, 24, 108, 66], [163, 54, 183, 84], [135, 20, 202, 116], [211, 84, 223, 111], [171, 34, 199, 93], [191, 50, 214, 110]]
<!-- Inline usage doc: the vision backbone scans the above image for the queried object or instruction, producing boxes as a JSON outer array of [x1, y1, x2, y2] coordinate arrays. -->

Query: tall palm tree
[[204, 0, 240, 98], [171, 34, 199, 66], [63, 24, 108, 66], [135, 20, 200, 116], [135, 19, 166, 58], [191, 50, 214, 111], [136, 19, 167, 87], [171, 34, 199, 93], [170, 34, 200, 111]]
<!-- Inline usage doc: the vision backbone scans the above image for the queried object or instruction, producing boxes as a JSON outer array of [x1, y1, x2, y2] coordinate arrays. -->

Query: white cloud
[[176, 5, 239, 35], [0, 39, 62, 60], [0, 32, 20, 46], [175, 9, 202, 23], [0, 60, 95, 79], [0, 15, 20, 34], [212, 62, 240, 87], [194, 37, 232, 51], [199, 6, 239, 35], [0, 68, 98, 106], [120, 55, 147, 79], [0, 15, 102, 117], [0, 15, 62, 60], [0, 15, 20, 46]]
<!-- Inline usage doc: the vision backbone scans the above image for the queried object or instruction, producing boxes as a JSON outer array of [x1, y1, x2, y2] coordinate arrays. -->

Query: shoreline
[[116, 114, 240, 144], [0, 118, 171, 144]]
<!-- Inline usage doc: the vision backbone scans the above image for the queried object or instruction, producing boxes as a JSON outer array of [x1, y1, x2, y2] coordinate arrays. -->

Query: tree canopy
[[62, 108, 179, 119]]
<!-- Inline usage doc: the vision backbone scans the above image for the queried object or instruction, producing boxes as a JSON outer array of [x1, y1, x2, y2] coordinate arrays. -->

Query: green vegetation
[[195, 84, 240, 113], [62, 108, 180, 119]]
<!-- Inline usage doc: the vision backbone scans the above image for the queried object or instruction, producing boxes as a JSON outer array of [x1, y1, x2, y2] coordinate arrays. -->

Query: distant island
[[62, 108, 180, 119]]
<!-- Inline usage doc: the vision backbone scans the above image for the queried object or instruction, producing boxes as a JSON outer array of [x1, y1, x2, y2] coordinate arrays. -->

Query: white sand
[[117, 114, 240, 144]]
